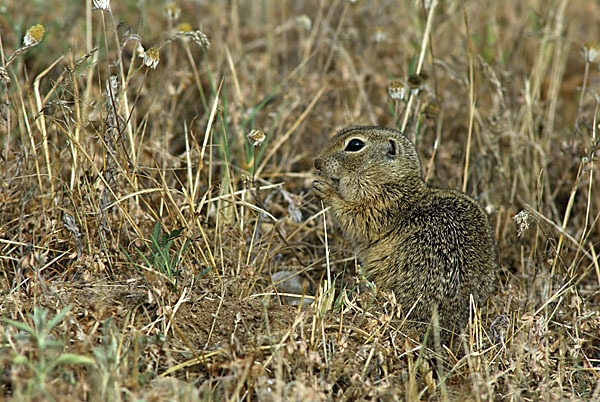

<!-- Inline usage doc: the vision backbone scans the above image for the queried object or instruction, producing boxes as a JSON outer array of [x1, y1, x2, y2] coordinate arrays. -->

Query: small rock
[[272, 271, 313, 306]]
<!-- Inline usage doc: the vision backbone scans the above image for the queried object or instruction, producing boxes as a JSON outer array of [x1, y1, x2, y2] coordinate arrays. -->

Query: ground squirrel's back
[[313, 126, 496, 343]]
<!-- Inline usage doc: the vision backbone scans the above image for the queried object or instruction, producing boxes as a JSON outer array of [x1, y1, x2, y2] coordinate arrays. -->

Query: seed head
[[513, 210, 532, 237], [372, 26, 387, 43], [165, 2, 181, 19], [143, 48, 160, 69], [0, 67, 9, 85], [422, 99, 439, 119], [423, 0, 437, 10], [92, 0, 111, 11], [296, 14, 312, 31], [407, 71, 429, 89], [23, 24, 45, 46], [189, 30, 210, 49], [582, 41, 600, 63], [177, 30, 211, 49], [247, 129, 266, 147], [388, 79, 406, 101]]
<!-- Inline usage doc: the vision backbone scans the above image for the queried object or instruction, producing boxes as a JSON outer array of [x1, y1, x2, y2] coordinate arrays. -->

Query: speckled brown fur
[[313, 126, 496, 343]]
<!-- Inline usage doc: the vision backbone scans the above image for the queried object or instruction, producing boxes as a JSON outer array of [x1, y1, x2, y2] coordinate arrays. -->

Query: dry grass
[[1, 0, 599, 400]]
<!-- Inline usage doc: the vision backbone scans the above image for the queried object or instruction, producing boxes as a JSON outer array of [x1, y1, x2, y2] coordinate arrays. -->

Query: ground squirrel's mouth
[[315, 169, 340, 189], [322, 177, 340, 191]]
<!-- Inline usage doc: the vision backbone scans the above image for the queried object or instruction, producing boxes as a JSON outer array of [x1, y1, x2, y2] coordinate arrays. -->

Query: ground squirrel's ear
[[387, 138, 400, 159]]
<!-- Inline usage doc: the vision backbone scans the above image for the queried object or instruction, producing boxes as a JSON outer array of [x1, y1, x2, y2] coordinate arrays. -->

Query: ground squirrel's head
[[314, 126, 422, 203]]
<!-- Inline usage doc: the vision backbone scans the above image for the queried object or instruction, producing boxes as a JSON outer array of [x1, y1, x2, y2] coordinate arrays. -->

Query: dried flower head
[[177, 30, 211, 49], [23, 24, 45, 46], [422, 99, 439, 119], [189, 30, 211, 49], [247, 129, 266, 147], [372, 26, 387, 43], [423, 0, 437, 10], [513, 210, 531, 237], [176, 22, 193, 33], [407, 71, 429, 89], [92, 0, 111, 11], [165, 2, 181, 19], [388, 79, 406, 101], [582, 41, 600, 63], [296, 15, 312, 31], [143, 47, 160, 69]]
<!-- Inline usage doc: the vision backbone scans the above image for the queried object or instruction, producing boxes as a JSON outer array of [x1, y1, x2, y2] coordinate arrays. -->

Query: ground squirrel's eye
[[345, 138, 365, 152]]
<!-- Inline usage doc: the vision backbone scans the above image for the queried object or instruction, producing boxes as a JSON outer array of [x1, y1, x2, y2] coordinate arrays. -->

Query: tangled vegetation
[[1, 0, 599, 400]]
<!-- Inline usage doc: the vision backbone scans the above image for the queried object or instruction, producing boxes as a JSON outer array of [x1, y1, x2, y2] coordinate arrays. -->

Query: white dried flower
[[23, 24, 45, 47], [143, 48, 160, 69], [92, 0, 111, 11], [582, 41, 600, 63], [296, 15, 312, 31], [388, 79, 406, 100], [247, 129, 266, 147], [423, 0, 437, 10], [513, 210, 531, 237], [372, 27, 387, 43], [165, 2, 181, 19]]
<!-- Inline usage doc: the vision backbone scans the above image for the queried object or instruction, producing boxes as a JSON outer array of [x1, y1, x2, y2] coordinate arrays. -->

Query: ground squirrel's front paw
[[313, 179, 334, 200]]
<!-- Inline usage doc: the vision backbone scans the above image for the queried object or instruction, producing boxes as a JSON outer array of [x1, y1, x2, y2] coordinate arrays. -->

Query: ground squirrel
[[313, 126, 496, 343]]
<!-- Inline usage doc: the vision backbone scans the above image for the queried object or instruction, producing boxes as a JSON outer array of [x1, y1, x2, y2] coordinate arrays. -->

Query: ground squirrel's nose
[[314, 158, 322, 170]]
